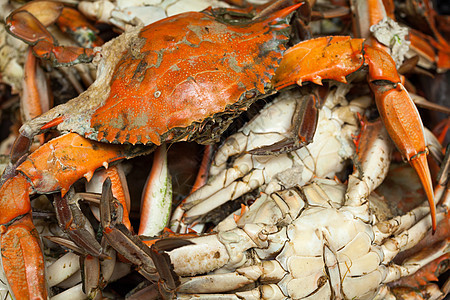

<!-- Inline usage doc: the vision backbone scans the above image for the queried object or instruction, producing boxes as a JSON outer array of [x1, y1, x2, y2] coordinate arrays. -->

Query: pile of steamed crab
[[0, 0, 449, 299]]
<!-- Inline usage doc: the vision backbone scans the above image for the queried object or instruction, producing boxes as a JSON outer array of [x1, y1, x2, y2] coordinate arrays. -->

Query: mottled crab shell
[[79, 6, 295, 145]]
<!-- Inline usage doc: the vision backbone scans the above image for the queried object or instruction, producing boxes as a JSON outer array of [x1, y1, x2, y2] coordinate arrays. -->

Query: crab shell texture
[[42, 7, 296, 146]]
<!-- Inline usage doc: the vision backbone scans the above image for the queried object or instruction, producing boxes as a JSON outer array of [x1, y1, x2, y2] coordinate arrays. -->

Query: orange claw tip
[[40, 116, 64, 130], [410, 153, 436, 233]]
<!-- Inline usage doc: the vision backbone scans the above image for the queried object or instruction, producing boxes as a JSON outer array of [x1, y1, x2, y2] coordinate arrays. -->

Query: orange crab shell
[[73, 6, 300, 146]]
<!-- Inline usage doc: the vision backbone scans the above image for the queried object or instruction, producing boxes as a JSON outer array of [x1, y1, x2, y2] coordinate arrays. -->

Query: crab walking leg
[[86, 164, 132, 230], [22, 48, 51, 122], [139, 144, 172, 237], [345, 119, 393, 211], [381, 205, 447, 265]]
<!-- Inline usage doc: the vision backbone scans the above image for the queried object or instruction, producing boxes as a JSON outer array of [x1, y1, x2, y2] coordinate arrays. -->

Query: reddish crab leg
[[22, 48, 52, 146], [273, 36, 436, 231], [104, 166, 132, 230], [22, 48, 51, 122]]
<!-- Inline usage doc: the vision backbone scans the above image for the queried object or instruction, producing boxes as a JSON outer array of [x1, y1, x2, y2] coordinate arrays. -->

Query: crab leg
[[86, 165, 133, 231], [139, 144, 172, 237], [273, 36, 436, 231], [22, 48, 51, 123]]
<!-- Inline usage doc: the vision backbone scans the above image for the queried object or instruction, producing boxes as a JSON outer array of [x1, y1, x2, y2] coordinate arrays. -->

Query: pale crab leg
[[345, 119, 393, 210], [47, 252, 80, 288], [138, 144, 172, 237], [380, 205, 447, 263]]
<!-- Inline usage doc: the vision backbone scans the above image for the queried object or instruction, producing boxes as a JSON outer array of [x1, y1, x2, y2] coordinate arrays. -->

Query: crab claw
[[0, 175, 47, 299], [365, 46, 436, 232]]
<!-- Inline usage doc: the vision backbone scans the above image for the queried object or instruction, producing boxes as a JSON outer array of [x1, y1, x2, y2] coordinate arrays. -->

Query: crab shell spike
[[84, 170, 95, 182]]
